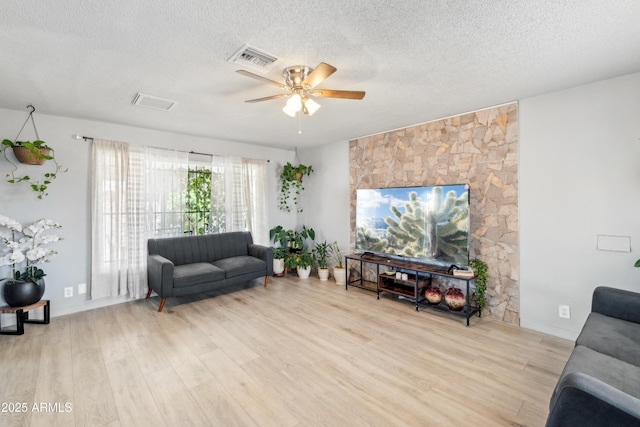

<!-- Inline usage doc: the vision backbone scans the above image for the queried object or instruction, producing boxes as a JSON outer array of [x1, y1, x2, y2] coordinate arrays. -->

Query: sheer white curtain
[[242, 159, 268, 245], [211, 156, 268, 245], [223, 156, 246, 232], [91, 139, 147, 299], [91, 140, 188, 300], [145, 146, 189, 238]]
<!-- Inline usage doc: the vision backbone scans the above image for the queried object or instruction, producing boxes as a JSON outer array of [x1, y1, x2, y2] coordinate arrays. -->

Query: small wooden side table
[[0, 300, 50, 335]]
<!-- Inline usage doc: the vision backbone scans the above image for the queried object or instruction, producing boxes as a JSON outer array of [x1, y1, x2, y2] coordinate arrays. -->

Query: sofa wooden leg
[[264, 276, 269, 288], [146, 288, 152, 299], [158, 298, 167, 312]]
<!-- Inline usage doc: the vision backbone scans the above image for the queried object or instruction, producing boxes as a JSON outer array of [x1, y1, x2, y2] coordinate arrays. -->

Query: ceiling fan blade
[[313, 89, 366, 100], [236, 70, 285, 88], [245, 94, 288, 103], [302, 63, 337, 88]]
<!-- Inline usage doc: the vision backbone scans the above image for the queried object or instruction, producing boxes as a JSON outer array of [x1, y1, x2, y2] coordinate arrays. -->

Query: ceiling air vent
[[227, 44, 279, 73], [132, 93, 177, 111]]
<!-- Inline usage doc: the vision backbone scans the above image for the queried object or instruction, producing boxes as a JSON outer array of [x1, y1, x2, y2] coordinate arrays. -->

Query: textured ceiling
[[1, 1, 640, 149]]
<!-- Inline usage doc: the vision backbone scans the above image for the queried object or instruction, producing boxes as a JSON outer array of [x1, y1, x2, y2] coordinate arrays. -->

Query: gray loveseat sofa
[[546, 286, 640, 426], [146, 231, 273, 312]]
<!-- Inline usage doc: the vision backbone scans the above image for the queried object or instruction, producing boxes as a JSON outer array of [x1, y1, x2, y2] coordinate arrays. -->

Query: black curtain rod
[[76, 135, 269, 162]]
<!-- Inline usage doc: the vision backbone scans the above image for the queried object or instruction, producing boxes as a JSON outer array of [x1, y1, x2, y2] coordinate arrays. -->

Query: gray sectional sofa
[[546, 286, 640, 426], [146, 231, 272, 312]]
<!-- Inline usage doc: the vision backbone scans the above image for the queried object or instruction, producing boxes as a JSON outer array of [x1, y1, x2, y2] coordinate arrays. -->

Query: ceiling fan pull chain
[[298, 111, 302, 134]]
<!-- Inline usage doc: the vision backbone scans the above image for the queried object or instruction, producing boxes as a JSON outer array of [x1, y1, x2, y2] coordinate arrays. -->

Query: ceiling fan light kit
[[283, 94, 302, 117], [282, 93, 321, 117], [303, 97, 321, 115], [237, 62, 365, 118]]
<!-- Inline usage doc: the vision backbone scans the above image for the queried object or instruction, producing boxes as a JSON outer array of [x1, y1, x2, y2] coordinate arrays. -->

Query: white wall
[[298, 72, 640, 341], [519, 72, 640, 340], [0, 108, 294, 317], [297, 140, 351, 256]]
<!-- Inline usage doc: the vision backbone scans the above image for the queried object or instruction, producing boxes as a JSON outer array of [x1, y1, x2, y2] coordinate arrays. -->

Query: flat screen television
[[356, 184, 470, 268]]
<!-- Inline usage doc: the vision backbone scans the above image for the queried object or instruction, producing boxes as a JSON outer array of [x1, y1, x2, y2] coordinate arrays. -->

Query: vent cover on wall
[[227, 44, 279, 72], [132, 93, 177, 111]]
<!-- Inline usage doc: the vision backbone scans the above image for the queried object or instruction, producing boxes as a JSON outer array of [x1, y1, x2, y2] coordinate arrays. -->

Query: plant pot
[[2, 278, 46, 307], [297, 266, 311, 279], [318, 267, 330, 281], [425, 287, 442, 305], [333, 267, 347, 285], [12, 146, 50, 165], [444, 287, 466, 311], [273, 258, 285, 275]]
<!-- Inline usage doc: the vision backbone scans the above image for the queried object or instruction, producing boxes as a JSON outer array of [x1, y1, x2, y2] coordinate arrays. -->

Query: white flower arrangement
[[0, 215, 62, 281]]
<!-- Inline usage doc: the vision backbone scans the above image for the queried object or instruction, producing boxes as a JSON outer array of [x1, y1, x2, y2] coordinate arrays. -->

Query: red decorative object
[[445, 287, 466, 311], [425, 287, 442, 304]]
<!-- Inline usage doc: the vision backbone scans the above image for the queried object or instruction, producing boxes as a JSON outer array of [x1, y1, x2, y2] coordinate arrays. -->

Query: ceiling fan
[[236, 63, 365, 117]]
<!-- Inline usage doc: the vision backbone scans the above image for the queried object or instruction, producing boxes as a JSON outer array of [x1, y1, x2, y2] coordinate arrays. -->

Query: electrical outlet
[[559, 304, 570, 319], [78, 283, 87, 295], [64, 287, 73, 298]]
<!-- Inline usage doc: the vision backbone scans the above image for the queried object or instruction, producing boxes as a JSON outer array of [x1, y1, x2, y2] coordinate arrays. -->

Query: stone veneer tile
[[349, 103, 519, 324]]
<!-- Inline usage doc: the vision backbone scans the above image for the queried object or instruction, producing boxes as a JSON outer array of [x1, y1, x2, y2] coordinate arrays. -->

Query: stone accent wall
[[349, 103, 519, 324]]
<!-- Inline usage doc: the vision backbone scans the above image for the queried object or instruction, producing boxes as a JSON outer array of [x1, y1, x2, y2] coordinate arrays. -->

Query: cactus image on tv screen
[[356, 184, 470, 266]]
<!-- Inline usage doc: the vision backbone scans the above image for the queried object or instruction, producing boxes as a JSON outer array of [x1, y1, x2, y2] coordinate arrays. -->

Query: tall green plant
[[313, 241, 330, 268], [329, 242, 344, 268], [291, 225, 315, 250], [469, 258, 488, 311]]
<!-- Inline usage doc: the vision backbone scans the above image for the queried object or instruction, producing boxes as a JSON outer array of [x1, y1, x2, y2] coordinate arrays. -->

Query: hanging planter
[[278, 161, 313, 212], [11, 143, 52, 165], [1, 105, 67, 199]]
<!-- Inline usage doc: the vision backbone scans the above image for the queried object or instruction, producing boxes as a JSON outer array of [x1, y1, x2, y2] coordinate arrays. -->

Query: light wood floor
[[0, 275, 573, 427]]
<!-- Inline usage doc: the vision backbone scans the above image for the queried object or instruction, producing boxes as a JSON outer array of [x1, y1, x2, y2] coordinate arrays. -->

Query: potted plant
[[313, 240, 331, 281], [269, 225, 289, 248], [272, 246, 288, 276], [469, 258, 488, 312], [285, 250, 314, 279], [291, 225, 315, 251], [2, 139, 67, 199], [329, 242, 347, 285], [269, 225, 315, 252], [270, 225, 292, 275], [278, 162, 313, 212], [0, 215, 62, 307]]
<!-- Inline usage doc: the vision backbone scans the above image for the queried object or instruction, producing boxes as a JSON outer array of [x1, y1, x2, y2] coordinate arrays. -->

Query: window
[[183, 165, 226, 235], [91, 140, 268, 300]]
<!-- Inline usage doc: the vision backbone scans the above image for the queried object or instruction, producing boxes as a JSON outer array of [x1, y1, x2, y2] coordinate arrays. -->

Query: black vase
[[2, 279, 45, 307]]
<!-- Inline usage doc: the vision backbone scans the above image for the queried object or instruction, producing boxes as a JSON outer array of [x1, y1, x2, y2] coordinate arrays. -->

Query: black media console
[[345, 253, 481, 326]]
